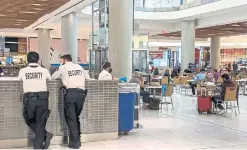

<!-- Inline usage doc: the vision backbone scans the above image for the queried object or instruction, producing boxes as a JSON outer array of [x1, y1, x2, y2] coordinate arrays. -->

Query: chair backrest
[[187, 75, 193, 80], [224, 86, 237, 101], [161, 76, 169, 84], [180, 76, 188, 84], [217, 77, 224, 83], [164, 84, 174, 96], [232, 76, 240, 82], [173, 77, 180, 85]]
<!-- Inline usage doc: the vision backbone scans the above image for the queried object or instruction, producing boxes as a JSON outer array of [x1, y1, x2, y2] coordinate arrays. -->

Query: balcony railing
[[134, 0, 222, 12]]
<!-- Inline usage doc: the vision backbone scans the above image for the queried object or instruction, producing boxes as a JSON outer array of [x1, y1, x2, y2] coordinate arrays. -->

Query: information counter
[[0, 78, 119, 148]]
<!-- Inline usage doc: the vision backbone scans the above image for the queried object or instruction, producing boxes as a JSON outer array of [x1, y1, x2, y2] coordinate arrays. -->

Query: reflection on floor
[[25, 93, 247, 149]]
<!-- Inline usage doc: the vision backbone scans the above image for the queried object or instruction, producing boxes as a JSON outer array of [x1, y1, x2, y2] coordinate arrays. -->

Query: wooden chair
[[223, 86, 239, 116], [156, 84, 174, 110], [173, 77, 181, 92], [180, 76, 191, 95]]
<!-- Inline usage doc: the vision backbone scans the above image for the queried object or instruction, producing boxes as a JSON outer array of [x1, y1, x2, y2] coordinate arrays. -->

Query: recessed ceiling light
[[29, 4, 42, 6], [232, 24, 240, 27], [21, 11, 37, 14], [33, 8, 44, 11], [0, 14, 6, 17], [17, 19, 28, 22]]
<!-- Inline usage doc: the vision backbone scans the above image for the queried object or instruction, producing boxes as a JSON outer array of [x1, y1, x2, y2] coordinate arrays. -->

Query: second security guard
[[18, 52, 53, 149], [52, 54, 90, 149]]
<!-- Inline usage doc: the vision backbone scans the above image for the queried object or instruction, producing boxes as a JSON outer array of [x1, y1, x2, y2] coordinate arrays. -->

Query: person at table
[[129, 72, 150, 104], [171, 68, 179, 78], [238, 68, 247, 79], [191, 69, 206, 96], [204, 72, 215, 83], [184, 67, 192, 74], [211, 74, 235, 115], [0, 61, 3, 77], [213, 69, 221, 82], [98, 62, 113, 80], [151, 68, 160, 82], [163, 69, 173, 84]]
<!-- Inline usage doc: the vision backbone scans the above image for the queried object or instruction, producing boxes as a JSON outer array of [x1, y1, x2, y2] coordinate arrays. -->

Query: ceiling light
[[14, 24, 22, 26], [231, 24, 240, 27], [33, 8, 44, 11], [29, 4, 42, 6], [21, 11, 37, 14], [17, 19, 28, 22], [0, 14, 6, 17]]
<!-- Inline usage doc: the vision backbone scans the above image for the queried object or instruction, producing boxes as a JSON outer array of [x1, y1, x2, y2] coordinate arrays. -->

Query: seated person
[[213, 69, 221, 82], [191, 69, 206, 96], [204, 72, 215, 83], [129, 72, 150, 104], [184, 67, 192, 74], [238, 69, 247, 79], [211, 74, 235, 114], [151, 68, 161, 82], [171, 68, 179, 79], [163, 69, 173, 84]]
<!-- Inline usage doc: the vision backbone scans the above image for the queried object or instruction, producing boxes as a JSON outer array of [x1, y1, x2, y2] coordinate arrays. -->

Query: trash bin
[[118, 84, 137, 135]]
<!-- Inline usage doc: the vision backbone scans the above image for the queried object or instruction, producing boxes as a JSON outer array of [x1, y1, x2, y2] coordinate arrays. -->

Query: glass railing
[[179, 0, 222, 10], [134, 0, 222, 12]]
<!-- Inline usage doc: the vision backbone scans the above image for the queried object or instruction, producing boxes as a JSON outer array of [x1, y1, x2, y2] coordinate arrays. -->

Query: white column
[[109, 0, 133, 79], [38, 28, 50, 69], [181, 20, 195, 72], [210, 36, 221, 70], [61, 12, 78, 63]]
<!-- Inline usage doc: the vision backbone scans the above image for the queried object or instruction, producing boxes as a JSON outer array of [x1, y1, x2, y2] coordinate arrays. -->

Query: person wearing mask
[[129, 72, 150, 103], [18, 52, 53, 149], [191, 69, 206, 96], [0, 61, 3, 76], [211, 74, 235, 115], [98, 62, 113, 80], [163, 69, 172, 84], [52, 54, 90, 149]]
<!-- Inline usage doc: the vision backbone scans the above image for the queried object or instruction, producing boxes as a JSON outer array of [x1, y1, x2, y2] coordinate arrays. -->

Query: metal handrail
[[134, 0, 222, 12]]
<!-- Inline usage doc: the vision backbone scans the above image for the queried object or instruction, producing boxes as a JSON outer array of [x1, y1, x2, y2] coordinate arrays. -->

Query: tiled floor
[[36, 92, 247, 149]]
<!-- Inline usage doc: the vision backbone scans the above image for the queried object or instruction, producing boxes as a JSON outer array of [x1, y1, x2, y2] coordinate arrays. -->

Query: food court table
[[145, 86, 162, 97]]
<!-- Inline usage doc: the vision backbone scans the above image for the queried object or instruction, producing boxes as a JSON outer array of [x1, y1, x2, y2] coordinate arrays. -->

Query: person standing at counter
[[98, 62, 113, 80], [18, 52, 53, 149], [52, 54, 90, 149]]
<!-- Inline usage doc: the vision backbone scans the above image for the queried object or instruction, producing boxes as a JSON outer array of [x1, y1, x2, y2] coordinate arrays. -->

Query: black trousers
[[64, 89, 86, 146], [23, 92, 50, 149], [190, 83, 196, 95], [211, 95, 224, 110], [140, 90, 150, 103]]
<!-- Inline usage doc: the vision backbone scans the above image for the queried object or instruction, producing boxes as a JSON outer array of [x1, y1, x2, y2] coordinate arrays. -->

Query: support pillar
[[181, 20, 195, 72], [109, 0, 133, 79], [38, 28, 50, 69], [210, 36, 221, 70], [61, 12, 78, 63]]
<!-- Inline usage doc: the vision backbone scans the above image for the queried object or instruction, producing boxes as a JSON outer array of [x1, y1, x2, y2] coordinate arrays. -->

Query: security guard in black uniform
[[18, 52, 53, 149], [52, 54, 90, 149]]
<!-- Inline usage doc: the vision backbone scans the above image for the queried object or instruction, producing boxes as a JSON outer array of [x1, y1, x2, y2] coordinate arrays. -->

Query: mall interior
[[1, 0, 247, 149]]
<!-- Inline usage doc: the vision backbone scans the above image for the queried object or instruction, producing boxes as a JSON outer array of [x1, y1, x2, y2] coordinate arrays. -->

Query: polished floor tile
[[15, 92, 247, 149]]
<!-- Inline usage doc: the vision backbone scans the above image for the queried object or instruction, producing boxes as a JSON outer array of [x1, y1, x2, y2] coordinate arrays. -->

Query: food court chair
[[173, 77, 181, 92], [222, 86, 239, 116], [154, 85, 174, 110], [180, 76, 191, 95]]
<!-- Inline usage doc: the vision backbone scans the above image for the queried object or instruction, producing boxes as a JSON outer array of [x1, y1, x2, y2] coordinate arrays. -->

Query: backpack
[[148, 98, 161, 110]]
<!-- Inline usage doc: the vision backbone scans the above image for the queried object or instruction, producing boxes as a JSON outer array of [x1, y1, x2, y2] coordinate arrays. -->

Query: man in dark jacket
[[211, 74, 235, 114]]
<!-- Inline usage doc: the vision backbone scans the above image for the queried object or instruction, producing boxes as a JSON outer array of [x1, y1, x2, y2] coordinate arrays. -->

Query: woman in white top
[[98, 62, 113, 80]]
